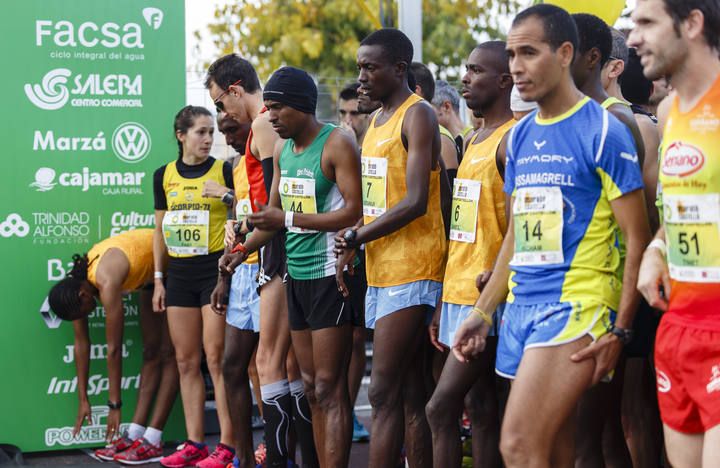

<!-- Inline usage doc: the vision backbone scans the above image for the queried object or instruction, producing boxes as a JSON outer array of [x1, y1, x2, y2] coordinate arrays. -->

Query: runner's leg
[[663, 425, 702, 468], [146, 305, 178, 432], [403, 322, 433, 468], [132, 289, 166, 426], [201, 305, 234, 446]]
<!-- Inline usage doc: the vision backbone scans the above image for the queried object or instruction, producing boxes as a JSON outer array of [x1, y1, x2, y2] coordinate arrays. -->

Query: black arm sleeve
[[222, 161, 234, 189], [261, 157, 274, 196], [153, 166, 167, 210]]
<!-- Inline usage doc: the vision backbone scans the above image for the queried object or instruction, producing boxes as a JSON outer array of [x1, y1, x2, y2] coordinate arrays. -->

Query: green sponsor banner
[[0, 1, 186, 452]]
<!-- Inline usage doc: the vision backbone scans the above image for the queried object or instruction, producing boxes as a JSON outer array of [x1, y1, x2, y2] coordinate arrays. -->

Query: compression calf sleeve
[[261, 379, 291, 467]]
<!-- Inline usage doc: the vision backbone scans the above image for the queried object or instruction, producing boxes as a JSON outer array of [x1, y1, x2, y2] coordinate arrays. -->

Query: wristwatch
[[343, 229, 357, 248], [107, 399, 122, 410], [221, 190, 235, 205], [610, 326, 634, 345]]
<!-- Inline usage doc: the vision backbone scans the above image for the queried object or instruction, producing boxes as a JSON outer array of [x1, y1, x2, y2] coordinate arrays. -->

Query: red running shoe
[[95, 435, 134, 461], [254, 443, 266, 465], [196, 443, 235, 468], [113, 438, 163, 465], [160, 441, 209, 468]]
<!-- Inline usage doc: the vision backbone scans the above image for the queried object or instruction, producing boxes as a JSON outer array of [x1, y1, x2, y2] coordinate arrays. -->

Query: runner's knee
[[313, 372, 343, 409], [368, 377, 401, 411], [174, 352, 201, 376], [425, 390, 457, 429]]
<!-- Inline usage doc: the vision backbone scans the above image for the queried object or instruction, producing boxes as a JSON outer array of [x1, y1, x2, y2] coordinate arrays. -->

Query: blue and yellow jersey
[[504, 97, 644, 310]]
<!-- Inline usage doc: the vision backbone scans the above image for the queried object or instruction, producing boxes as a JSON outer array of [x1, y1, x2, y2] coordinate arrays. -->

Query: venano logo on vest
[[24, 68, 142, 111], [30, 167, 145, 195]]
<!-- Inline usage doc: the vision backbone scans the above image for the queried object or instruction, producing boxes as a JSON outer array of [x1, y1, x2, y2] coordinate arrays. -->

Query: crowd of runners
[[47, 0, 720, 467]]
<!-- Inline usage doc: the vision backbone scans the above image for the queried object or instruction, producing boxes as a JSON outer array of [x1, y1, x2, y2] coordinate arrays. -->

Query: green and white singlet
[[279, 124, 344, 280]]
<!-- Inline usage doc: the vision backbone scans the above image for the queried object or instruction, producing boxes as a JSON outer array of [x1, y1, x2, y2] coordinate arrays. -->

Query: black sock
[[261, 380, 291, 467], [290, 380, 319, 468]]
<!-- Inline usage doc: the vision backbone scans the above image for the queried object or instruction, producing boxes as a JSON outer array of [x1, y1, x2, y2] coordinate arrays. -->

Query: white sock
[[143, 427, 163, 446], [127, 422, 145, 441]]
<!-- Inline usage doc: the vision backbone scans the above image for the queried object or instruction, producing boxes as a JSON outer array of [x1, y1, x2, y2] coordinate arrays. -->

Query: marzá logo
[[25, 68, 142, 111], [0, 213, 30, 238], [112, 122, 151, 163]]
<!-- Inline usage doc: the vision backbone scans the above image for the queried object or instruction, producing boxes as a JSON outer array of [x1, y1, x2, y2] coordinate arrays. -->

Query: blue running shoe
[[352, 411, 370, 442]]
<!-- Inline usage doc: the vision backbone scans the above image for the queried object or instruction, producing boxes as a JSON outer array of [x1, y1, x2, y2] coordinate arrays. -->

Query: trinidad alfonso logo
[[24, 68, 71, 110]]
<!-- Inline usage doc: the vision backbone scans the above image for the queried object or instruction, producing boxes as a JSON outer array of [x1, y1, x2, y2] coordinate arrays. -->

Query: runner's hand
[[475, 270, 492, 293], [105, 408, 121, 443], [451, 314, 491, 362], [225, 220, 238, 248], [202, 180, 229, 198], [152, 281, 166, 313], [73, 398, 92, 437], [248, 202, 284, 230], [210, 280, 229, 315], [218, 252, 247, 276], [570, 333, 623, 385], [429, 305, 445, 352], [637, 247, 671, 311], [335, 248, 356, 298]]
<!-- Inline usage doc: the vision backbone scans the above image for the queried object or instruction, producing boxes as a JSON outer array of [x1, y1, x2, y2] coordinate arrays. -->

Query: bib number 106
[[175, 228, 201, 243]]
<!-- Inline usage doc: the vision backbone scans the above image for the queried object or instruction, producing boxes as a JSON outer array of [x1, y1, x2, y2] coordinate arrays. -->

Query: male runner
[[335, 29, 446, 468], [411, 61, 461, 184], [570, 14, 647, 468], [453, 5, 650, 467], [205, 55, 317, 468], [632, 1, 720, 466], [206, 112, 261, 468], [219, 66, 363, 467], [431, 80, 474, 156], [337, 82, 372, 443], [425, 41, 514, 468]]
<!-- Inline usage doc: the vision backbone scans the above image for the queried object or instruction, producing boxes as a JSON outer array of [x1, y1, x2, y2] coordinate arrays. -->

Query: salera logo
[[25, 69, 142, 111], [112, 122, 151, 163]]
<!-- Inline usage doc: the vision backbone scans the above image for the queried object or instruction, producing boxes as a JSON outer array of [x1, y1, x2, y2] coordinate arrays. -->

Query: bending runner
[[208, 112, 260, 468], [632, 1, 720, 466], [425, 41, 514, 468], [220, 66, 363, 467], [452, 5, 650, 467], [48, 229, 178, 465], [205, 55, 317, 468], [153, 106, 235, 468], [336, 29, 447, 468]]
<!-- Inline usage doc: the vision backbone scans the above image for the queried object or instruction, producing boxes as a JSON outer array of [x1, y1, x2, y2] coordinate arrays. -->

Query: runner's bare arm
[[152, 211, 168, 312], [353, 102, 440, 245], [71, 317, 91, 434], [636, 115, 661, 231], [251, 112, 279, 161]]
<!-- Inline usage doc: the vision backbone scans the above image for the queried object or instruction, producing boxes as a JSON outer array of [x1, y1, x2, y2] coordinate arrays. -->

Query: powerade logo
[[30, 167, 145, 195], [24, 68, 142, 111], [33, 122, 152, 163], [35, 8, 164, 50], [45, 406, 131, 447]]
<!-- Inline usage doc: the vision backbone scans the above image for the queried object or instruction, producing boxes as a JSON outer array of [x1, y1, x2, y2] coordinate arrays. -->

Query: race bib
[[664, 193, 720, 282], [236, 199, 252, 222], [280, 177, 317, 234], [450, 178, 481, 243], [162, 210, 210, 255], [362, 157, 387, 217], [511, 187, 564, 266]]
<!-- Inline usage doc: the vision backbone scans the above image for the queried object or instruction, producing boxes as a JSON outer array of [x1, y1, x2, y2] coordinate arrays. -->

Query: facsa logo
[[112, 122, 151, 163], [25, 68, 142, 111], [142, 8, 164, 30], [30, 167, 145, 195], [0, 214, 30, 238], [662, 141, 705, 178]]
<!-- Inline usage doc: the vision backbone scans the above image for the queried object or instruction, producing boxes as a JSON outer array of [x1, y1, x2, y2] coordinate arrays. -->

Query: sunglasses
[[214, 79, 243, 113]]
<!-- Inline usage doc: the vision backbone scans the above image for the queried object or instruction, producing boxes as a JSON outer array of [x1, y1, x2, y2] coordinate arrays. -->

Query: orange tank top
[[442, 120, 515, 305], [361, 93, 447, 287], [659, 74, 720, 326], [233, 157, 259, 265], [87, 229, 154, 291]]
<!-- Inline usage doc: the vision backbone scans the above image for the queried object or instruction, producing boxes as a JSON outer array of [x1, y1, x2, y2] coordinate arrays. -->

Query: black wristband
[[107, 400, 122, 410]]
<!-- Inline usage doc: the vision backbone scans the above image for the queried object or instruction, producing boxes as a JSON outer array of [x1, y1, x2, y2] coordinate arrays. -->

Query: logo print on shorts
[[24, 68, 71, 110], [707, 365, 720, 394], [0, 214, 30, 238], [657, 370, 671, 393], [112, 122, 151, 163]]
